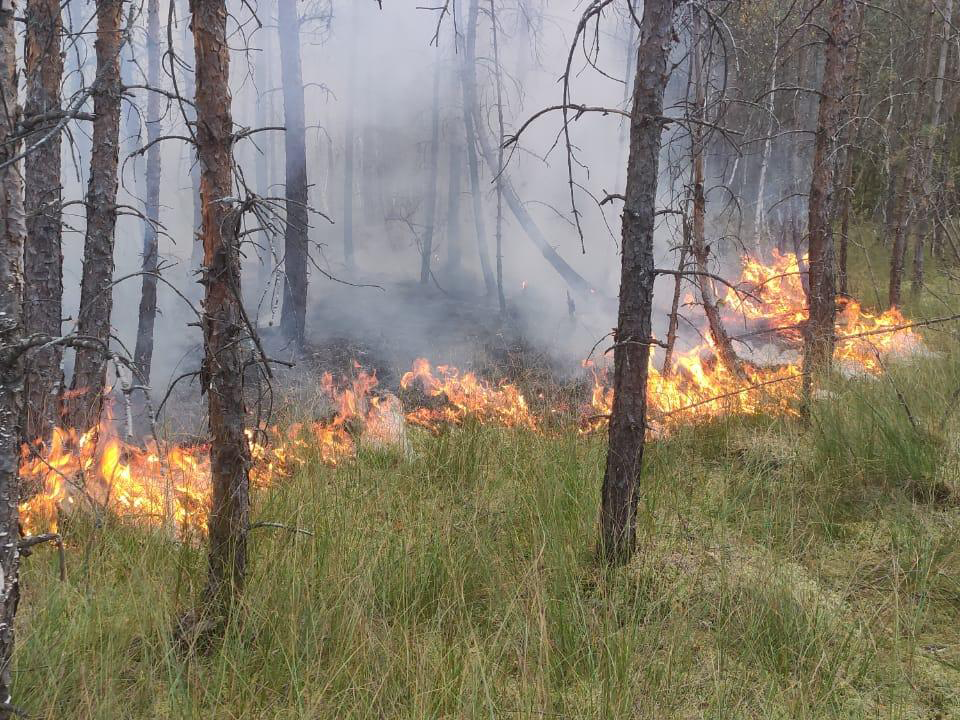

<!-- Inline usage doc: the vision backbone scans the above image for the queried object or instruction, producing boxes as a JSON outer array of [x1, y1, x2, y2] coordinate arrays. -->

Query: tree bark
[[445, 70, 465, 278], [836, 3, 864, 295], [184, 5, 203, 299], [64, 0, 124, 434], [420, 56, 442, 285], [802, 0, 855, 402], [889, 2, 935, 308], [190, 0, 251, 622], [462, 0, 496, 295], [133, 0, 162, 437], [0, 2, 27, 710], [600, 0, 676, 564], [278, 0, 309, 347], [689, 8, 744, 378], [22, 0, 64, 445]]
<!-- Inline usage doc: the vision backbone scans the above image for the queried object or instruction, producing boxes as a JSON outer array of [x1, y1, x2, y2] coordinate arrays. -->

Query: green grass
[[14, 347, 960, 719], [13, 239, 960, 718]]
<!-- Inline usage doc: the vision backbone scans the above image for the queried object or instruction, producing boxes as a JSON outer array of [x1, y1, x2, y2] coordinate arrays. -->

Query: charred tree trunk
[[802, 0, 854, 402], [600, 0, 676, 564], [190, 0, 252, 623], [64, 0, 124, 433], [462, 0, 496, 295], [0, 2, 26, 709], [22, 0, 64, 445], [278, 0, 309, 347], [133, 0, 162, 436], [420, 56, 442, 285]]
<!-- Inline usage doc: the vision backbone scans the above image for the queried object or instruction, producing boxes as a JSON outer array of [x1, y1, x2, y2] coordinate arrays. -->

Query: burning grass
[[13, 346, 960, 719], [18, 251, 932, 537]]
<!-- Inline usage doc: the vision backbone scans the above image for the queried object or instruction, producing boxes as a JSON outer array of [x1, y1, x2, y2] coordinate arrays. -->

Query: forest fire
[[17, 253, 925, 535], [583, 250, 925, 433]]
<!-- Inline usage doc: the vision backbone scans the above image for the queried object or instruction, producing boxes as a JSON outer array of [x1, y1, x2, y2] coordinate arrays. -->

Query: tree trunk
[[836, 3, 864, 295], [753, 26, 779, 243], [802, 0, 855, 402], [22, 0, 64, 446], [490, 0, 507, 314], [0, 2, 27, 710], [190, 0, 251, 622], [253, 22, 272, 307], [420, 56, 441, 285], [444, 95, 465, 278], [184, 4, 203, 300], [64, 0, 124, 434], [462, 0, 496, 295], [600, 0, 676, 564], [889, 2, 935, 308], [278, 0, 309, 347], [689, 8, 744, 378], [133, 0, 162, 437], [342, 8, 357, 271]]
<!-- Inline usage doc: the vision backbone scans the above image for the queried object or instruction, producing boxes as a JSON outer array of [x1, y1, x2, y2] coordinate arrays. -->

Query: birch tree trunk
[[133, 0, 163, 436], [278, 0, 310, 346], [600, 0, 677, 564], [802, 0, 855, 403], [64, 0, 124, 434], [0, 1, 27, 709], [23, 0, 64, 445], [189, 0, 251, 623]]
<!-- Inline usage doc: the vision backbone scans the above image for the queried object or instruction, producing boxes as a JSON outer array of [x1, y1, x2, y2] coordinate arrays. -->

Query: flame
[[19, 251, 924, 535], [400, 358, 538, 430], [582, 250, 925, 434]]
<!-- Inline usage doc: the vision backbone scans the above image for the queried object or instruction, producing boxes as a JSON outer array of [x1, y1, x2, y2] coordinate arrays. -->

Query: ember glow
[[583, 250, 925, 433]]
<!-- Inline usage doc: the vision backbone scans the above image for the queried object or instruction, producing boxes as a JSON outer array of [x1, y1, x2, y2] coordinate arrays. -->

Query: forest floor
[[14, 235, 960, 719]]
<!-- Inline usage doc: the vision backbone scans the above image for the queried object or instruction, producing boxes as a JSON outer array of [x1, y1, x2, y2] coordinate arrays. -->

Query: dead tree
[[600, 0, 677, 564], [64, 0, 125, 433], [190, 0, 252, 624], [22, 0, 65, 444], [445, 73, 465, 277], [462, 0, 496, 295], [133, 0, 163, 436], [802, 0, 855, 402], [0, 1, 26, 710], [278, 0, 310, 346]]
